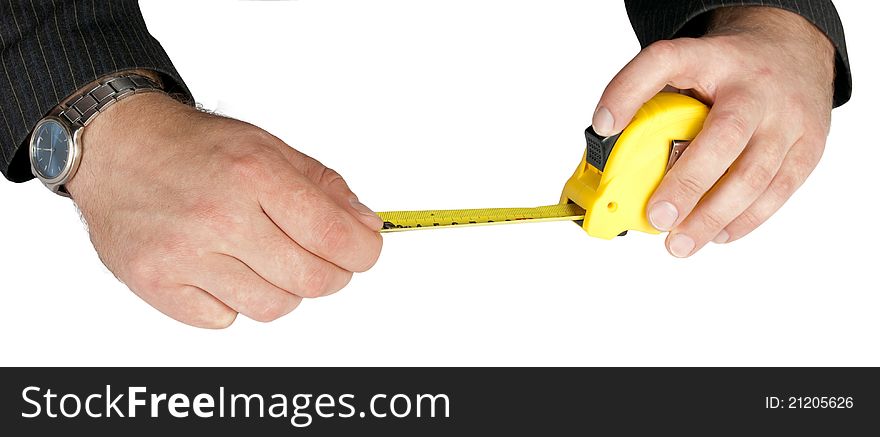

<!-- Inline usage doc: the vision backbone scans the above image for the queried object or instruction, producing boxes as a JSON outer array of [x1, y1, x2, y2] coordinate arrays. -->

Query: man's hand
[[592, 7, 835, 257], [67, 93, 384, 328]]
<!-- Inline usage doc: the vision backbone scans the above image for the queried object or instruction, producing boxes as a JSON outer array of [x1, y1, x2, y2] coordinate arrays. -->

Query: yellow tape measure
[[377, 93, 709, 239], [379, 203, 586, 232]]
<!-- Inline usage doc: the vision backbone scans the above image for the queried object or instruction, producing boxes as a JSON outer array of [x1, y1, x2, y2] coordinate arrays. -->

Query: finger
[[132, 284, 238, 329], [230, 211, 354, 298], [191, 253, 303, 323], [256, 164, 383, 272], [593, 38, 709, 136], [718, 136, 824, 243], [663, 127, 794, 257], [276, 146, 384, 231], [647, 89, 763, 234]]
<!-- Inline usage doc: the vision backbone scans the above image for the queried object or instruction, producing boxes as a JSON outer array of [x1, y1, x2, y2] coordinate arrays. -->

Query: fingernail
[[592, 106, 615, 136], [668, 234, 695, 258], [713, 230, 730, 244], [648, 201, 678, 231]]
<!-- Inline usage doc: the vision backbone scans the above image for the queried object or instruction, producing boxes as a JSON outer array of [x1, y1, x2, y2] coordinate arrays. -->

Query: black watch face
[[31, 119, 71, 180]]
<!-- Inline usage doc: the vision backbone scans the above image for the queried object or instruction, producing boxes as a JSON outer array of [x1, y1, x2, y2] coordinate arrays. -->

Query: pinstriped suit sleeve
[[624, 0, 851, 108], [0, 0, 192, 183]]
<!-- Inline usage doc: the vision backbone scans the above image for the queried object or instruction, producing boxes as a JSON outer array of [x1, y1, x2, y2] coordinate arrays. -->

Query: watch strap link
[[59, 75, 161, 128]]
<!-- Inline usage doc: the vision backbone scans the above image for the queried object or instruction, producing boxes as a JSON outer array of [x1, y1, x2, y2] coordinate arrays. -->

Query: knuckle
[[671, 172, 707, 199], [227, 148, 280, 185], [712, 111, 751, 147], [252, 296, 301, 323], [124, 235, 191, 297], [228, 151, 267, 180], [738, 162, 776, 192], [299, 155, 327, 179], [178, 289, 239, 329], [782, 94, 807, 116], [126, 251, 166, 294], [737, 209, 766, 231], [244, 127, 283, 147], [720, 88, 755, 109], [225, 122, 285, 150], [796, 142, 826, 172], [761, 131, 794, 157], [336, 270, 354, 292], [346, 233, 383, 274], [300, 266, 333, 298], [198, 310, 238, 329], [697, 209, 727, 231], [770, 174, 799, 200], [317, 167, 348, 191], [313, 214, 353, 257], [645, 39, 680, 61], [356, 233, 384, 272], [326, 270, 353, 295]]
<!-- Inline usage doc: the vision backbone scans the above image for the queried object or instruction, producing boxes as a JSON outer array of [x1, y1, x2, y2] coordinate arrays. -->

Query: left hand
[[592, 6, 836, 257]]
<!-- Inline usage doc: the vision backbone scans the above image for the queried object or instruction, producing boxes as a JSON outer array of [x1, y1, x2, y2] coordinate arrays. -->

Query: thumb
[[278, 145, 384, 231], [592, 38, 705, 136], [316, 167, 385, 232]]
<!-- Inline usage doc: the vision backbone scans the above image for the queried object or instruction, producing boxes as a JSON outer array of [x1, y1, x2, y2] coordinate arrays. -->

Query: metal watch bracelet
[[56, 74, 162, 128]]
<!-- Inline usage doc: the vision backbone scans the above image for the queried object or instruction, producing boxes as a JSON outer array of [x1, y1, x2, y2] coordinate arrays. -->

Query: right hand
[[66, 92, 384, 328]]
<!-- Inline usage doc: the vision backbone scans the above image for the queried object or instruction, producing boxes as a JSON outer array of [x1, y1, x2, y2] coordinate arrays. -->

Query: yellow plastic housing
[[560, 93, 709, 239]]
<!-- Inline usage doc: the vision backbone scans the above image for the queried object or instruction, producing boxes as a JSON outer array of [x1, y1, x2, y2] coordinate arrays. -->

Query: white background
[[1, 0, 876, 366]]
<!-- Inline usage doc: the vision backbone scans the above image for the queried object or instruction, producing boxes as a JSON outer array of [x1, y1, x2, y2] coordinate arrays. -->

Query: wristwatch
[[28, 74, 162, 196]]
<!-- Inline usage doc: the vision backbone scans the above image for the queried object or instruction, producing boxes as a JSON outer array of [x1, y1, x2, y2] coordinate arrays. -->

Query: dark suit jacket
[[0, 1, 852, 182]]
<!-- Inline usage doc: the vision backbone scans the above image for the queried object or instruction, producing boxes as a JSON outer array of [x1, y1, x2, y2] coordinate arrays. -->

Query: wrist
[[707, 7, 835, 66], [705, 6, 835, 90], [65, 92, 192, 205]]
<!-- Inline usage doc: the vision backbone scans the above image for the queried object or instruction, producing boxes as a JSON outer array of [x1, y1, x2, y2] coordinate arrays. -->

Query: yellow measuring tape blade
[[378, 203, 586, 232]]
